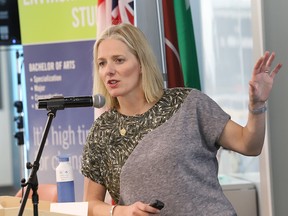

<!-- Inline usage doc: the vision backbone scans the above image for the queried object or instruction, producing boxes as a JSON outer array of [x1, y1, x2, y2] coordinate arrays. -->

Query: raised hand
[[249, 51, 282, 105]]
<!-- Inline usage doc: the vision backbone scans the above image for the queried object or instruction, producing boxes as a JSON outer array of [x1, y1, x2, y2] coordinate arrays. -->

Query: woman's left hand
[[249, 51, 282, 106]]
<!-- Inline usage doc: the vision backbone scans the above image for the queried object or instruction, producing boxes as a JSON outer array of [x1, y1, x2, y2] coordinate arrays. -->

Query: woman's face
[[97, 38, 142, 99]]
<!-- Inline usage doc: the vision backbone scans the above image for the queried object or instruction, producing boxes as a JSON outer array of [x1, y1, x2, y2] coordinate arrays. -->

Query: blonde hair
[[93, 23, 164, 109]]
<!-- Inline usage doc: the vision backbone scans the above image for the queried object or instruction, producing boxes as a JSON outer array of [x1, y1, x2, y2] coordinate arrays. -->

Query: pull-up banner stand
[[17, 0, 98, 201]]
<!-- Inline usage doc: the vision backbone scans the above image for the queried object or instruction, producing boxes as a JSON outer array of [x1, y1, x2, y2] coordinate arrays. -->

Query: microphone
[[38, 94, 106, 110]]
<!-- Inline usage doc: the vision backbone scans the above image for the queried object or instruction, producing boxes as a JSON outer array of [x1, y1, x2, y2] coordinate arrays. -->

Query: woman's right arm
[[83, 177, 161, 216], [83, 177, 112, 216]]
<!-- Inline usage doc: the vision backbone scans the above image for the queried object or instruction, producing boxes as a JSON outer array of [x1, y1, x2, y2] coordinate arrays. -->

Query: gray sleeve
[[186, 89, 230, 149]]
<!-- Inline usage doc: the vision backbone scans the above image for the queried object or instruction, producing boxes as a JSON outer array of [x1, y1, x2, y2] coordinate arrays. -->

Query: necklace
[[118, 114, 127, 136], [118, 113, 144, 137], [117, 102, 156, 137], [119, 128, 126, 136]]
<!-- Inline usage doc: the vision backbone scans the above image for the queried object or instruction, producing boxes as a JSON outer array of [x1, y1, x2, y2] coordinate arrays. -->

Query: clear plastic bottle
[[56, 155, 75, 202]]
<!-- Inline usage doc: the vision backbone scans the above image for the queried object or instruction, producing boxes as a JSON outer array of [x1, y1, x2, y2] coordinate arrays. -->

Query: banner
[[18, 0, 98, 201], [18, 0, 97, 44]]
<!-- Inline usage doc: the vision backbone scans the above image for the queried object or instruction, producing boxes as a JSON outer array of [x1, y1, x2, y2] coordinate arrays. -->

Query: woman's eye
[[115, 58, 124, 63], [98, 62, 105, 67]]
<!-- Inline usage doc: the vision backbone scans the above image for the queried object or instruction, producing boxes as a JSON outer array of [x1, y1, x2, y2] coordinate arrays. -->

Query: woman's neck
[[117, 97, 155, 116]]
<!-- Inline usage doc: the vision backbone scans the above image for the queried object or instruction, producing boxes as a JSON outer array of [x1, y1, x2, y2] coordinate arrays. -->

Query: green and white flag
[[174, 0, 201, 90]]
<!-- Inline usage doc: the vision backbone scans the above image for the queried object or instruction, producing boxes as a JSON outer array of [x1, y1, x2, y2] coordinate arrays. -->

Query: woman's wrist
[[248, 102, 267, 115]]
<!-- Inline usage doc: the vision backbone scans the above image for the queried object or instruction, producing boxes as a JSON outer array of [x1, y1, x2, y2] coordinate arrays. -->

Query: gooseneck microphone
[[38, 94, 106, 110]]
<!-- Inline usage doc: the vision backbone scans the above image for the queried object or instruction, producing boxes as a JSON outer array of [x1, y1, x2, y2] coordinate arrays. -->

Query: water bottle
[[56, 155, 75, 202]]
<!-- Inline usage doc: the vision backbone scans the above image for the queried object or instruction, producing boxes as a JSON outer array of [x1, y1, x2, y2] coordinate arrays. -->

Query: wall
[[0, 46, 21, 186], [134, 0, 165, 78], [261, 0, 288, 215]]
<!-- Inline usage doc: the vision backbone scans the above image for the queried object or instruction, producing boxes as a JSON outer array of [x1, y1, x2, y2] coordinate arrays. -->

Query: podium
[[0, 196, 77, 216]]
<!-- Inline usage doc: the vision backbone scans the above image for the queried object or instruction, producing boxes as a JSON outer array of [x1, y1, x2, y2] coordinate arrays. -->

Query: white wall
[[0, 45, 24, 187], [260, 1, 288, 215], [134, 0, 166, 82], [0, 46, 16, 186]]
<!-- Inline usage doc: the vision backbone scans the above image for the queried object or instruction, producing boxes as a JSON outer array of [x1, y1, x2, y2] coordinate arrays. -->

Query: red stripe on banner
[[162, 0, 184, 87]]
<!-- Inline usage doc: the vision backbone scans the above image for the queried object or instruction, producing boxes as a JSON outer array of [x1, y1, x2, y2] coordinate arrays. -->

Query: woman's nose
[[105, 63, 116, 76]]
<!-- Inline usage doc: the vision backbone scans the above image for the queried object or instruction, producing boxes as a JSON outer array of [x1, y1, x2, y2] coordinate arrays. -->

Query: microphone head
[[93, 94, 106, 108]]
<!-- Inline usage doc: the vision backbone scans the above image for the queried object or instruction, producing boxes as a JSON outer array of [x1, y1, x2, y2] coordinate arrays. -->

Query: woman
[[81, 23, 282, 216]]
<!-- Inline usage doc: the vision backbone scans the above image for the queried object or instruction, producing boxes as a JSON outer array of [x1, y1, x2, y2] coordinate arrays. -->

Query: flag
[[173, 0, 201, 90], [162, 0, 184, 88], [97, 0, 134, 38], [96, 0, 111, 37], [118, 0, 134, 24]]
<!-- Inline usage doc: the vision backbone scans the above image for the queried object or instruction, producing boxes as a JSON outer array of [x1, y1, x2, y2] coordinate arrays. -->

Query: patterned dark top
[[81, 88, 190, 203]]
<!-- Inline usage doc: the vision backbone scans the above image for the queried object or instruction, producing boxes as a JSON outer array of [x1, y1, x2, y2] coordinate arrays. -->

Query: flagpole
[[155, 0, 167, 88]]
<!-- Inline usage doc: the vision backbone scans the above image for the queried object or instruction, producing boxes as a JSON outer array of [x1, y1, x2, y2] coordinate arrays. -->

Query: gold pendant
[[120, 128, 126, 136]]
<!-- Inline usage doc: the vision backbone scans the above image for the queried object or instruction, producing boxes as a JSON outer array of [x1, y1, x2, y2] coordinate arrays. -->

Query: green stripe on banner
[[173, 0, 201, 90], [18, 0, 97, 44]]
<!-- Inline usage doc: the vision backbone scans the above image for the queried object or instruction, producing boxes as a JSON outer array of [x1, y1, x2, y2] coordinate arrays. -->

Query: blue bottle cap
[[58, 155, 70, 162]]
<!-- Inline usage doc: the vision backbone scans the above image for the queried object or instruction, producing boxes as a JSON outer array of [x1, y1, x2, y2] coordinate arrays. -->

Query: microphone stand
[[18, 108, 57, 216]]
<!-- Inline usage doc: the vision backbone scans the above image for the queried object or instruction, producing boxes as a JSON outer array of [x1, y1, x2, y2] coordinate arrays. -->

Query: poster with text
[[18, 0, 98, 201]]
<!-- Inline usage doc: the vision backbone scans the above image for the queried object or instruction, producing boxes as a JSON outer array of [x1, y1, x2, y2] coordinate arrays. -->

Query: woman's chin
[[108, 91, 120, 98]]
